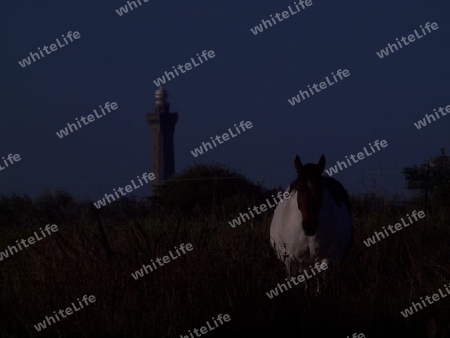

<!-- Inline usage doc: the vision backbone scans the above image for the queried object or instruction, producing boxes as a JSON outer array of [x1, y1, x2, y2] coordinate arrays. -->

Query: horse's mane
[[322, 176, 351, 212]]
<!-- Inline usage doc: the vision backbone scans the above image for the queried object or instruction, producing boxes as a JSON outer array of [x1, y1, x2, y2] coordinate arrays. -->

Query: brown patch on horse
[[289, 155, 353, 246], [290, 154, 326, 236]]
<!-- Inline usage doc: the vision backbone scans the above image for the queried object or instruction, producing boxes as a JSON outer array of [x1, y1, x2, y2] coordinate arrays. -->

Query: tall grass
[[0, 190, 449, 337]]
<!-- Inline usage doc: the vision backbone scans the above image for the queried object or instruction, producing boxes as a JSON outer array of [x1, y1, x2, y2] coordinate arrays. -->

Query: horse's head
[[290, 154, 326, 236]]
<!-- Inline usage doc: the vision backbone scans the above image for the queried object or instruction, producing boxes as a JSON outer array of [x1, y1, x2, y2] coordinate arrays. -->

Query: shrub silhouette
[[150, 162, 274, 217]]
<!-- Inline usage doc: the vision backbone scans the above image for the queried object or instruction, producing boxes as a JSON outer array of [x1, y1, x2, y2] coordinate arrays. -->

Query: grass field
[[0, 189, 449, 337]]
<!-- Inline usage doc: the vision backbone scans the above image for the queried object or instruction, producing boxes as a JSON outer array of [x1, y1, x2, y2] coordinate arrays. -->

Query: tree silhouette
[[149, 162, 276, 217]]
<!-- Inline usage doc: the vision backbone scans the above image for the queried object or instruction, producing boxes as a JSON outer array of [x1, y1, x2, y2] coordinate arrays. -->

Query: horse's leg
[[298, 261, 308, 292], [285, 258, 291, 279], [315, 258, 328, 295], [316, 273, 321, 295]]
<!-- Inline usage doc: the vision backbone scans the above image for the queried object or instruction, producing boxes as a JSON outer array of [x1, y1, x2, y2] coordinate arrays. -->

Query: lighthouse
[[146, 86, 178, 194]]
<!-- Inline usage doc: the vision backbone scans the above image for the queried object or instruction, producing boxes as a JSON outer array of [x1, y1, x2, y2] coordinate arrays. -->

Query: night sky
[[1, 0, 449, 200]]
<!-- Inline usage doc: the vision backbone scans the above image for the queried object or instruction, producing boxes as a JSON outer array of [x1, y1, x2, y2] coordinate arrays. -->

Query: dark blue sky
[[1, 0, 449, 200]]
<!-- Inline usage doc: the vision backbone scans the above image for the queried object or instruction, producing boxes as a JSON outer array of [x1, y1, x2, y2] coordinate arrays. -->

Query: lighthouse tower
[[146, 86, 178, 194]]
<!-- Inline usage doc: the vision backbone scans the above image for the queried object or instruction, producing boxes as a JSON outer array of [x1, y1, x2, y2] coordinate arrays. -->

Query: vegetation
[[0, 163, 449, 337], [149, 162, 277, 217], [402, 151, 450, 206]]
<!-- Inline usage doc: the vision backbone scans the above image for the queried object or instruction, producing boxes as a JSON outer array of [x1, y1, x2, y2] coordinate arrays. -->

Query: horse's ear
[[294, 155, 302, 173], [317, 154, 326, 173]]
